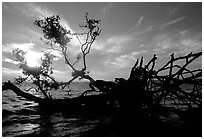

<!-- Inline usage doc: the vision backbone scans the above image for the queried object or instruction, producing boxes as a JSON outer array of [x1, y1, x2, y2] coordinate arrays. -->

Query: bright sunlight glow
[[25, 51, 42, 67]]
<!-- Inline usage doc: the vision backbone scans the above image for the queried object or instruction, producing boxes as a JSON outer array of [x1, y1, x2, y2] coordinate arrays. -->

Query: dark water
[[2, 82, 202, 136], [2, 82, 111, 137]]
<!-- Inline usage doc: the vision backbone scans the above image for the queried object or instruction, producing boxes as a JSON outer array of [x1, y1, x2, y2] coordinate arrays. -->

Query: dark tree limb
[[2, 81, 110, 109], [3, 81, 43, 103]]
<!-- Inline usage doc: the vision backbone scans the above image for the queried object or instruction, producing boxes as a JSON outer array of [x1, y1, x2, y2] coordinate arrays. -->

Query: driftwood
[[143, 52, 202, 110], [3, 52, 202, 114], [2, 81, 111, 111], [3, 81, 43, 103]]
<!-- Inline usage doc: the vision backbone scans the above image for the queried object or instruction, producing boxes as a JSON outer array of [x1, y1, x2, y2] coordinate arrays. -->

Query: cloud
[[2, 42, 35, 53], [138, 24, 154, 35], [93, 34, 134, 54], [179, 36, 202, 54], [154, 34, 172, 50], [104, 50, 146, 69], [127, 16, 144, 33], [2, 57, 20, 65], [8, 2, 54, 18], [161, 16, 186, 30], [3, 2, 53, 19], [52, 69, 72, 81], [23, 27, 44, 43], [106, 36, 132, 53], [26, 3, 79, 45], [152, 32, 202, 55], [168, 4, 184, 15], [43, 49, 63, 60], [3, 41, 65, 61], [2, 67, 22, 75], [104, 55, 130, 69], [24, 3, 75, 35], [53, 69, 67, 74], [2, 42, 64, 71], [90, 70, 107, 77], [179, 30, 188, 38], [102, 3, 114, 16], [3, 27, 43, 45], [5, 3, 79, 45], [131, 51, 147, 57], [28, 4, 81, 51]]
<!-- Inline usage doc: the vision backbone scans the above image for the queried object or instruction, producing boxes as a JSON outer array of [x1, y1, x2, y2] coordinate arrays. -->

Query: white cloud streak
[[43, 49, 63, 60], [104, 50, 146, 69], [138, 24, 154, 35], [93, 35, 134, 54], [6, 3, 79, 47], [161, 16, 186, 30], [14, 3, 54, 19], [168, 4, 184, 15], [2, 67, 22, 75], [2, 42, 63, 68], [2, 57, 20, 65], [2, 42, 35, 53], [25, 3, 79, 45], [127, 16, 144, 33], [152, 32, 202, 55], [102, 3, 114, 16]]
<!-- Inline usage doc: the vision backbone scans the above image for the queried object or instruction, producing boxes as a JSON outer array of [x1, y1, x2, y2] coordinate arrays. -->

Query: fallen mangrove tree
[[3, 52, 202, 113], [2, 14, 202, 121]]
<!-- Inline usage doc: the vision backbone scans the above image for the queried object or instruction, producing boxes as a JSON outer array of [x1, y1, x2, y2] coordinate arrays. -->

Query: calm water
[[2, 82, 201, 136], [2, 82, 110, 137]]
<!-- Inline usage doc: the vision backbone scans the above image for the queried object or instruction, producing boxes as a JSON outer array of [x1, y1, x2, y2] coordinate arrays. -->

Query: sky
[[2, 2, 202, 82]]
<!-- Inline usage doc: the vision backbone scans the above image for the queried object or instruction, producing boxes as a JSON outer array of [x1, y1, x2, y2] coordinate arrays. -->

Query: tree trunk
[[2, 81, 110, 110], [3, 81, 43, 103]]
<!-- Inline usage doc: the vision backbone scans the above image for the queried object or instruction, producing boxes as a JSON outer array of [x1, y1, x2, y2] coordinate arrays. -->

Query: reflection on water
[[2, 83, 107, 137], [3, 123, 40, 136]]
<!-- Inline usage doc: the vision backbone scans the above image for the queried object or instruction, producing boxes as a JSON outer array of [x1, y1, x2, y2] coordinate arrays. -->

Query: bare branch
[[61, 76, 78, 89]]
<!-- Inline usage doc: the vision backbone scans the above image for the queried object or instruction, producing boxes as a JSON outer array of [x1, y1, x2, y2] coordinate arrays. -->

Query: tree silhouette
[[12, 49, 58, 99], [2, 14, 202, 133], [7, 13, 102, 99], [35, 13, 101, 91]]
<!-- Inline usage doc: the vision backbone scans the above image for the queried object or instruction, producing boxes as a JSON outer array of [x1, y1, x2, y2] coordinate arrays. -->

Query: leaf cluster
[[34, 15, 71, 46], [13, 49, 58, 99], [79, 13, 101, 37]]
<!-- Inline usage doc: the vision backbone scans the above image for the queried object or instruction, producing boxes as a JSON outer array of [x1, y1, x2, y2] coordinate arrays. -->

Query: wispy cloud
[[52, 69, 72, 81], [2, 57, 20, 65], [102, 3, 114, 16], [127, 16, 144, 33], [3, 2, 81, 58], [153, 34, 172, 50], [2, 67, 23, 81], [89, 70, 107, 78], [168, 3, 184, 15], [25, 3, 78, 40], [2, 42, 35, 53], [152, 32, 201, 55], [138, 24, 154, 35], [104, 55, 131, 69], [2, 67, 22, 75], [43, 49, 63, 60], [179, 36, 202, 54], [106, 36, 132, 53], [53, 69, 67, 74], [5, 3, 78, 45], [2, 42, 64, 69], [93, 34, 134, 54], [10, 2, 54, 18], [28, 4, 81, 50], [161, 16, 186, 30], [104, 50, 146, 69]]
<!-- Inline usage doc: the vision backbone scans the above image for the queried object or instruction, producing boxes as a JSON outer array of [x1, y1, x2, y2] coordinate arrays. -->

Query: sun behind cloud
[[24, 51, 42, 67]]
